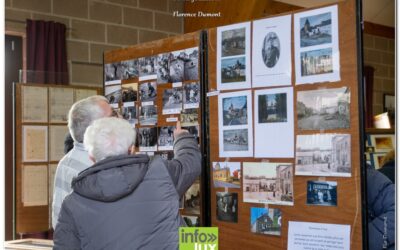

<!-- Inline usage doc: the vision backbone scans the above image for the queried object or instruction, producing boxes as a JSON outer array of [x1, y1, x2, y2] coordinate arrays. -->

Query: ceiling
[[275, 0, 395, 27]]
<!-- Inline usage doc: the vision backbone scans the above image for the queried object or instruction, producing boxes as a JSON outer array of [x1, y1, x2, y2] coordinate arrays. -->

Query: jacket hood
[[71, 154, 149, 202]]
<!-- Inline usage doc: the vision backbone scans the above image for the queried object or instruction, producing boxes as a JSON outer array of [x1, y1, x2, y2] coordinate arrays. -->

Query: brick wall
[[363, 34, 395, 116], [5, 0, 184, 87]]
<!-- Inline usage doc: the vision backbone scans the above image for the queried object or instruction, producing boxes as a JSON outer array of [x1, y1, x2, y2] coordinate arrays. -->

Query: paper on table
[[49, 125, 69, 161], [49, 87, 74, 123], [23, 126, 48, 162], [22, 165, 48, 206], [22, 86, 48, 123]]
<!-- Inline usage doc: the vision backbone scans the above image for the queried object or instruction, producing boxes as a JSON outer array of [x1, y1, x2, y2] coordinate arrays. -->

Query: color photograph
[[307, 181, 337, 206], [216, 192, 238, 223], [258, 93, 287, 123], [300, 48, 333, 76], [300, 12, 332, 47], [213, 162, 241, 188], [221, 57, 246, 83], [221, 27, 246, 57], [222, 95, 248, 126], [223, 129, 248, 152], [250, 207, 282, 236]]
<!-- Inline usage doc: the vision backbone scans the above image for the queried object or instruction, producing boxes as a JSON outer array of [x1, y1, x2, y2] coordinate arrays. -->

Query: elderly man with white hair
[[53, 118, 202, 250]]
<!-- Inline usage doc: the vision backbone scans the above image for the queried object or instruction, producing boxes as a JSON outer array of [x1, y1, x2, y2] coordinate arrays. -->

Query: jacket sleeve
[[367, 169, 395, 249], [164, 132, 202, 197], [53, 200, 81, 250]]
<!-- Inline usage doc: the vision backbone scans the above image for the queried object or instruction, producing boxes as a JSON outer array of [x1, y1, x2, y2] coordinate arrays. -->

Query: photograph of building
[[258, 93, 287, 123], [223, 95, 248, 126], [300, 12, 332, 47], [223, 129, 248, 152], [221, 57, 246, 83], [221, 27, 246, 57], [307, 181, 337, 206], [216, 192, 238, 223], [250, 207, 282, 235], [300, 48, 333, 76], [213, 162, 241, 188]]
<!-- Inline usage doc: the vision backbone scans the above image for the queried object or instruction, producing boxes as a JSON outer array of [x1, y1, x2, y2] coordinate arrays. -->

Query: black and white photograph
[[139, 105, 158, 126], [223, 129, 248, 152], [104, 62, 125, 85], [216, 192, 238, 223], [155, 151, 174, 161], [157, 53, 170, 84], [139, 81, 157, 103], [122, 105, 138, 126], [222, 95, 248, 126], [300, 12, 332, 48], [157, 126, 175, 151], [182, 215, 200, 227], [185, 181, 200, 215], [262, 32, 280, 68], [300, 48, 333, 76], [296, 134, 351, 177], [121, 83, 138, 104], [169, 50, 185, 83], [184, 47, 199, 81], [258, 93, 287, 123], [250, 207, 282, 236], [162, 87, 183, 114], [181, 109, 199, 126], [221, 57, 246, 84], [138, 127, 158, 151], [105, 85, 121, 106], [243, 162, 294, 205], [138, 56, 157, 80], [183, 82, 200, 109], [297, 87, 350, 130], [307, 181, 337, 206], [221, 27, 246, 57], [121, 59, 139, 79]]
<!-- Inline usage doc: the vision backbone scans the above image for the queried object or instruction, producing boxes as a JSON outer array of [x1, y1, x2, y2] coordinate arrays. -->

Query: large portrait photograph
[[262, 32, 280, 68], [250, 207, 282, 236]]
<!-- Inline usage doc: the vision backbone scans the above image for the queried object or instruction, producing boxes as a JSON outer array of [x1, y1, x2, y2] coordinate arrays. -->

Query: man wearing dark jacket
[[53, 118, 202, 249]]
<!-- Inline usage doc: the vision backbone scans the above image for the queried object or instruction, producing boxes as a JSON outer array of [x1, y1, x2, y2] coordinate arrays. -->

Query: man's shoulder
[[57, 148, 92, 171]]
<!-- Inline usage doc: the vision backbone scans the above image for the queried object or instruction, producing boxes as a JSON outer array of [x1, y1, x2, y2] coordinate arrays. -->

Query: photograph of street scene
[[297, 87, 350, 130], [306, 181, 337, 206], [296, 134, 351, 177], [223, 129, 248, 152], [223, 95, 248, 126], [105, 85, 121, 104], [213, 162, 241, 188], [300, 11, 332, 47], [300, 48, 333, 76], [243, 162, 293, 205], [216, 192, 238, 223], [221, 27, 246, 57], [258, 93, 287, 123], [221, 57, 246, 83], [250, 207, 282, 236]]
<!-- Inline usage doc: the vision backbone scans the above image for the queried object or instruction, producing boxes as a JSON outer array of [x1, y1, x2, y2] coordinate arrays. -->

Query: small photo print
[[158, 126, 175, 151], [301, 48, 333, 77], [213, 162, 241, 188], [243, 162, 293, 205], [250, 207, 282, 236], [221, 28, 246, 57], [157, 53, 171, 84], [296, 134, 351, 177], [221, 57, 246, 84], [155, 151, 174, 161], [138, 56, 157, 79], [223, 95, 248, 126], [258, 93, 287, 123], [105, 85, 121, 104], [169, 50, 185, 83], [104, 62, 120, 83], [139, 82, 157, 102], [223, 129, 248, 152], [121, 83, 138, 103], [139, 105, 158, 126], [184, 47, 199, 81], [183, 82, 200, 109], [185, 181, 201, 215], [297, 87, 350, 130], [300, 12, 332, 48], [162, 87, 183, 114], [121, 59, 139, 79], [262, 32, 280, 68], [307, 180, 337, 206], [138, 127, 158, 151], [181, 109, 199, 126], [122, 106, 138, 126], [182, 215, 200, 227], [216, 192, 238, 223]]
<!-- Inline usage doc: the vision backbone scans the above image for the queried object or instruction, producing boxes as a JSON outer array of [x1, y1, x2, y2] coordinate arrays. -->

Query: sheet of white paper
[[49, 125, 69, 161], [49, 87, 74, 123], [252, 15, 292, 87], [254, 87, 294, 158], [75, 89, 98, 101], [288, 221, 350, 250], [294, 5, 340, 84], [217, 22, 251, 90], [22, 165, 48, 206], [218, 90, 253, 157], [21, 86, 48, 123]]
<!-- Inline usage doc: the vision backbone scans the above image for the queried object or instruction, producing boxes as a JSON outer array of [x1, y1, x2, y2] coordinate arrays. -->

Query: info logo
[[179, 227, 218, 250]]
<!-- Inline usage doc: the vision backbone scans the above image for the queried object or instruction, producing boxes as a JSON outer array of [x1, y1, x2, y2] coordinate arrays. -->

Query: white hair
[[68, 95, 109, 143], [83, 117, 136, 161]]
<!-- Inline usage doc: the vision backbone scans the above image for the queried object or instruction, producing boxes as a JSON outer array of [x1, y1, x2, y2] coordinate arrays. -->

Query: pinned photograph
[[121, 59, 139, 79], [258, 93, 287, 123], [184, 47, 199, 81], [243, 162, 293, 205], [139, 82, 157, 103], [138, 127, 158, 151], [300, 11, 332, 48], [222, 95, 248, 126], [250, 207, 282, 236], [262, 32, 280, 68], [169, 50, 185, 83], [182, 215, 200, 227], [121, 83, 138, 104], [297, 87, 350, 130], [221, 27, 246, 57], [300, 48, 333, 76], [158, 126, 175, 151], [155, 151, 174, 161], [223, 129, 248, 152], [105, 85, 121, 105], [185, 181, 200, 215], [307, 180, 337, 206], [157, 53, 170, 84], [139, 105, 158, 126], [183, 82, 200, 109], [370, 135, 395, 152], [213, 162, 241, 188], [181, 109, 199, 126], [138, 56, 157, 81], [162, 87, 183, 114], [104, 62, 123, 85], [122, 105, 138, 126], [296, 134, 351, 177], [221, 57, 246, 84], [216, 192, 238, 223]]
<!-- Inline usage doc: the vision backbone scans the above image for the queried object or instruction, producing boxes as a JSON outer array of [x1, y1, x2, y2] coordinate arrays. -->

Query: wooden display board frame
[[103, 31, 208, 225], [206, 1, 365, 249], [14, 83, 101, 236]]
